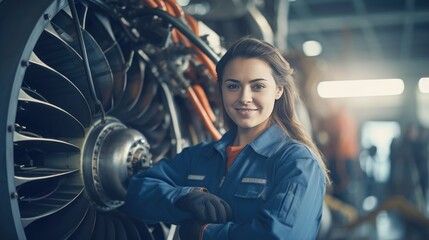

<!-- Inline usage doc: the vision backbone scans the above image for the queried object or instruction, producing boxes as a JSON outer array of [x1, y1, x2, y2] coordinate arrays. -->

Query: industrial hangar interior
[[1, 0, 429, 239]]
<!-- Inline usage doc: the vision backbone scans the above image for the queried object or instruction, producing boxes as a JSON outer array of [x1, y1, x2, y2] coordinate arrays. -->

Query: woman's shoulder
[[273, 141, 325, 183], [277, 139, 316, 160]]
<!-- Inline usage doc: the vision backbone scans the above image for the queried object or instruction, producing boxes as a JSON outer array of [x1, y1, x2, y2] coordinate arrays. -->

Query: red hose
[[186, 87, 221, 140], [193, 84, 216, 123]]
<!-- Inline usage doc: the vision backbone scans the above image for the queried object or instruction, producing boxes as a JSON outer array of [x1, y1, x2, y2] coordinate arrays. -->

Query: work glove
[[175, 190, 232, 223], [179, 220, 205, 240]]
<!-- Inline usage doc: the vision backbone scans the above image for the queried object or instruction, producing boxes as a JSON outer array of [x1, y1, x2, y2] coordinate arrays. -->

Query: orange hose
[[141, 1, 219, 137], [162, 0, 219, 134], [186, 87, 221, 140], [164, 2, 180, 43], [193, 84, 216, 123], [144, 0, 158, 8], [164, 0, 190, 45], [196, 49, 217, 80], [185, 14, 199, 35], [153, 0, 167, 10], [165, 0, 184, 17], [183, 14, 216, 79]]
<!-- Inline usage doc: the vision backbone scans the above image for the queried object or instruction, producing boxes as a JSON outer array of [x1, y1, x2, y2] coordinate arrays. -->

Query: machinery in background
[[0, 0, 292, 238], [0, 0, 237, 239]]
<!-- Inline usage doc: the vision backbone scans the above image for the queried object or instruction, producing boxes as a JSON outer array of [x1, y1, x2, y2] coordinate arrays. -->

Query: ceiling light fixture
[[317, 78, 404, 98], [419, 77, 429, 93], [302, 40, 322, 57], [177, 0, 190, 6]]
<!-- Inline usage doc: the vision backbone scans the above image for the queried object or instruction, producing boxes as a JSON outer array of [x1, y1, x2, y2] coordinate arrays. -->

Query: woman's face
[[221, 57, 283, 133]]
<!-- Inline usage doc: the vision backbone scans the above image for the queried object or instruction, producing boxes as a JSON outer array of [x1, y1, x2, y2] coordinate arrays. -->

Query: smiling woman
[[220, 57, 283, 144], [124, 37, 330, 240]]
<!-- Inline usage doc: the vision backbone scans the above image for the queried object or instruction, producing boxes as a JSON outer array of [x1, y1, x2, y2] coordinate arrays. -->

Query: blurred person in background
[[322, 100, 360, 207], [389, 123, 429, 211]]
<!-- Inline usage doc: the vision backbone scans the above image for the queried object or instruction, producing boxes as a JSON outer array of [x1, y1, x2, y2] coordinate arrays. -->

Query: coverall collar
[[214, 124, 290, 158]]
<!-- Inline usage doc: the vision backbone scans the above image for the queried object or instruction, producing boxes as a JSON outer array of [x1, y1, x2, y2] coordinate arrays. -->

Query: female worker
[[124, 37, 329, 239]]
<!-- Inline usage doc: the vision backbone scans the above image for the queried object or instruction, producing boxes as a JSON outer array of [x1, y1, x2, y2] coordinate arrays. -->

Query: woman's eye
[[226, 84, 239, 90], [252, 83, 265, 90]]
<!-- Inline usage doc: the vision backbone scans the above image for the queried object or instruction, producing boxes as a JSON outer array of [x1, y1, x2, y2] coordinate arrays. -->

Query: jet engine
[[0, 0, 225, 239]]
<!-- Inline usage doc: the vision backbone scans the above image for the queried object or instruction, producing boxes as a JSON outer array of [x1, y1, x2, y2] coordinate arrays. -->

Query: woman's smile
[[235, 107, 258, 117]]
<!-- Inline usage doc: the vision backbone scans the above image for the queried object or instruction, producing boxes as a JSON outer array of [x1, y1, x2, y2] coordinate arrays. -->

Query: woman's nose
[[238, 87, 252, 104]]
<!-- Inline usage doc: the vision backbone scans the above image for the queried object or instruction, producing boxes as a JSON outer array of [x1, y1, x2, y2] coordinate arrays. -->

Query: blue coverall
[[124, 124, 326, 239]]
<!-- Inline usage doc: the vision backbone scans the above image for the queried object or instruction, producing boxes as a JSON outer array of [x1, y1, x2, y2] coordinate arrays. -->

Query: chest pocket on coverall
[[233, 180, 266, 221]]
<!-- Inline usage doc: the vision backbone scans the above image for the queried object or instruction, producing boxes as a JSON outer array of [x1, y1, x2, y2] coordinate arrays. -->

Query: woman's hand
[[175, 190, 232, 223]]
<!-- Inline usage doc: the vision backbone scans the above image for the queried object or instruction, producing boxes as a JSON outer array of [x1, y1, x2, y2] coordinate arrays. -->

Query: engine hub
[[82, 117, 152, 211]]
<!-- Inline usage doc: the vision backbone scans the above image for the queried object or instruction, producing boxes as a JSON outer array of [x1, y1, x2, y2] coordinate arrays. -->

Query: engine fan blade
[[121, 72, 158, 122], [103, 214, 116, 240], [91, 212, 106, 239], [24, 53, 92, 127], [20, 185, 84, 227], [116, 212, 142, 240], [50, 10, 114, 110], [112, 215, 128, 240], [14, 132, 80, 154], [140, 114, 170, 149], [112, 53, 145, 114], [129, 71, 159, 122], [130, 95, 164, 127], [83, 8, 127, 109], [33, 28, 97, 114], [14, 167, 79, 187], [69, 206, 97, 239], [17, 87, 85, 139]]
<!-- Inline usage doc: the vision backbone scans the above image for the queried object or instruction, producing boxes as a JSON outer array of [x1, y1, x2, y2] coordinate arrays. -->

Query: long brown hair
[[216, 37, 330, 182]]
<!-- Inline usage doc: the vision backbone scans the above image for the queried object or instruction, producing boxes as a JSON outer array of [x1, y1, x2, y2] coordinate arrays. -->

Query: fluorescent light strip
[[317, 79, 404, 98], [419, 77, 429, 93]]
